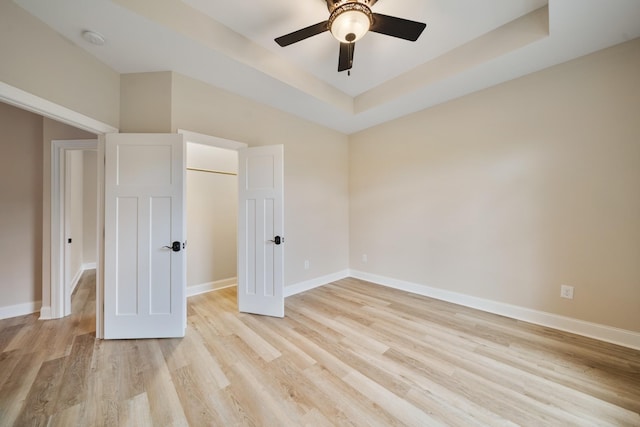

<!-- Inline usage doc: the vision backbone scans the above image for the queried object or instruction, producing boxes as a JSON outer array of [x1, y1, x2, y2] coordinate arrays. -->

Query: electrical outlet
[[560, 285, 574, 299], [304, 260, 309, 270], [362, 254, 368, 263]]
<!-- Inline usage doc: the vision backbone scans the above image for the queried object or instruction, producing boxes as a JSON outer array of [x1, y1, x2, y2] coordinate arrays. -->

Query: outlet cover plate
[[560, 285, 574, 299]]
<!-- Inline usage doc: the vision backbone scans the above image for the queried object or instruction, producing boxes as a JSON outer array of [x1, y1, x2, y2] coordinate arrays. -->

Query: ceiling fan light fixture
[[328, 3, 373, 43]]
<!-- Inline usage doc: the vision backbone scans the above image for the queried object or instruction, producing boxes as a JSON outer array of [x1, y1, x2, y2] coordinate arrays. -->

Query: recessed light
[[82, 30, 106, 46]]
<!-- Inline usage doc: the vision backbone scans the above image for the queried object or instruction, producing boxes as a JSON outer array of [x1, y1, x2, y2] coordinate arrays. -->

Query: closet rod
[[187, 167, 237, 176]]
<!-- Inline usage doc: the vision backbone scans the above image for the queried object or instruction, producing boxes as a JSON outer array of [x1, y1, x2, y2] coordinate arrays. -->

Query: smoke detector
[[82, 30, 106, 46]]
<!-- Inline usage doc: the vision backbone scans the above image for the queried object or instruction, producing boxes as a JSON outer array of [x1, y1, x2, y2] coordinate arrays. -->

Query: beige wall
[[186, 143, 237, 290], [349, 39, 640, 332], [0, 0, 111, 313], [0, 102, 43, 308], [118, 71, 350, 287], [120, 72, 173, 133], [0, 1, 120, 128], [82, 151, 98, 265], [170, 73, 350, 287]]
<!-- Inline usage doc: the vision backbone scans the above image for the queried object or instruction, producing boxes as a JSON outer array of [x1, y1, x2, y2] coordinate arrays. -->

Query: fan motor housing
[[326, 0, 377, 13]]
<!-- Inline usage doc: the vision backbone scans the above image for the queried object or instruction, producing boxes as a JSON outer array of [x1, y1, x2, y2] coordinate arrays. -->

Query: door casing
[[50, 139, 99, 319]]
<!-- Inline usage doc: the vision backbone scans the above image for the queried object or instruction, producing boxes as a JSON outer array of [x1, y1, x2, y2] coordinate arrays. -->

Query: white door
[[104, 134, 186, 339], [238, 145, 284, 317]]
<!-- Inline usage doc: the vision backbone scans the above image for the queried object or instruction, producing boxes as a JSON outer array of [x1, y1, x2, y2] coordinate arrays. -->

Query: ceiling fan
[[275, 0, 427, 74]]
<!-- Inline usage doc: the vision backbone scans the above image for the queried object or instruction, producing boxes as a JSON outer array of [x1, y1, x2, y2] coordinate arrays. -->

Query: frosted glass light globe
[[330, 9, 371, 43]]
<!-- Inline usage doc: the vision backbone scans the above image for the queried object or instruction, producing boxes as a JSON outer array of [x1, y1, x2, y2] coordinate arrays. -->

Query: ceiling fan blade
[[338, 42, 355, 72], [275, 21, 328, 47], [370, 13, 426, 41]]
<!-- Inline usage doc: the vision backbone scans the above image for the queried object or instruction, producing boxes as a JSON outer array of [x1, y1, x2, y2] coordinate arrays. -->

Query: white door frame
[[0, 82, 116, 339], [178, 129, 248, 152], [51, 140, 98, 318], [0, 82, 117, 135]]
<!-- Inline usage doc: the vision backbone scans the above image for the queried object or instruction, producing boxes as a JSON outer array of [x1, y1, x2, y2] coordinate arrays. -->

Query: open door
[[104, 134, 186, 339], [238, 145, 284, 317]]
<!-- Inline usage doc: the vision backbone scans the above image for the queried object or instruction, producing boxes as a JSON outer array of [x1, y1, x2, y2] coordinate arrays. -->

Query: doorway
[[186, 142, 239, 296], [179, 130, 246, 298], [179, 130, 285, 318], [51, 140, 99, 318]]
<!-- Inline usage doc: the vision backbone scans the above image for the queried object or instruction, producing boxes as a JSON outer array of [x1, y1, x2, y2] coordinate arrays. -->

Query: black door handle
[[269, 236, 282, 245], [163, 241, 181, 252]]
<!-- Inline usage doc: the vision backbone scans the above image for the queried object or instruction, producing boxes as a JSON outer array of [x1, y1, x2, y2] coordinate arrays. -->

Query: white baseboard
[[187, 277, 237, 297], [0, 300, 42, 320], [349, 270, 640, 351], [70, 267, 84, 295], [82, 262, 97, 270], [285, 269, 350, 297], [39, 305, 52, 320]]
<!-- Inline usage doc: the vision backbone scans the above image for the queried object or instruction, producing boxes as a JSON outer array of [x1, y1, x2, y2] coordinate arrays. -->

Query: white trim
[[43, 262, 94, 320], [349, 270, 640, 351], [187, 277, 237, 297], [178, 129, 248, 150], [0, 81, 118, 134], [69, 267, 84, 295], [39, 306, 52, 320], [284, 270, 350, 297], [0, 300, 42, 320], [96, 136, 105, 339]]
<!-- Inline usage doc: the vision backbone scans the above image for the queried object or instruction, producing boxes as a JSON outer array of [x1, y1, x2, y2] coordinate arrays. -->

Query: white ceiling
[[184, 0, 546, 96], [13, 0, 640, 134]]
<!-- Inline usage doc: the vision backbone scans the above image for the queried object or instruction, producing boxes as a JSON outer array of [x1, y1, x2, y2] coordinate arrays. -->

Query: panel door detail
[[104, 133, 186, 338], [238, 145, 284, 317]]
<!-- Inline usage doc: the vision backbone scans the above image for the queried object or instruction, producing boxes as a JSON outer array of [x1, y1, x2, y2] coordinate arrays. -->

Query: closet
[[186, 143, 238, 294]]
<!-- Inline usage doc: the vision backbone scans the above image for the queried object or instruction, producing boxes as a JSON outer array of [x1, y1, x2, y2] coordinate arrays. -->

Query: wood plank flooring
[[1, 271, 639, 426]]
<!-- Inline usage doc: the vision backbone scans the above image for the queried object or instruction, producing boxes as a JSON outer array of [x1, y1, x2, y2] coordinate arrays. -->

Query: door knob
[[163, 241, 182, 252], [269, 236, 282, 245]]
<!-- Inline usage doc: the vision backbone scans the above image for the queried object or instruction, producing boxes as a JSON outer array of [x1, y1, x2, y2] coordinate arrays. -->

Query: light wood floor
[[1, 272, 639, 426]]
